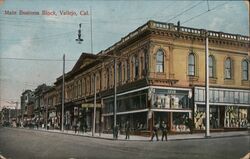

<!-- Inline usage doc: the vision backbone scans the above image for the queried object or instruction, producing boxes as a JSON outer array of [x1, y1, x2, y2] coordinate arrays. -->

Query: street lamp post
[[92, 74, 96, 136], [62, 54, 65, 132]]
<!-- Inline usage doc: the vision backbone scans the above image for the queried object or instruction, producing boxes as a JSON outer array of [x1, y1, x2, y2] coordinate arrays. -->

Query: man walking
[[161, 121, 168, 141], [125, 121, 130, 140], [114, 123, 119, 139], [150, 122, 159, 141]]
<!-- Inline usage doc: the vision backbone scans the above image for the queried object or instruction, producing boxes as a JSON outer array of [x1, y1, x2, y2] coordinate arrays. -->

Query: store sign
[[81, 103, 101, 108], [167, 90, 176, 94]]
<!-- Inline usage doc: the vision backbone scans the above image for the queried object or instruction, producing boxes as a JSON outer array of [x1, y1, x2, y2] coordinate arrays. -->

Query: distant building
[[1, 108, 19, 125], [34, 84, 51, 127], [20, 90, 35, 124]]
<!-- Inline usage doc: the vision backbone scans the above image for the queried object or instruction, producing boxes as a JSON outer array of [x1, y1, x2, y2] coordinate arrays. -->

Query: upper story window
[[86, 77, 90, 94], [99, 71, 102, 91], [123, 61, 126, 82], [156, 50, 164, 73], [225, 57, 232, 79], [96, 73, 101, 91], [127, 59, 130, 81], [78, 80, 82, 97], [133, 55, 139, 78], [144, 49, 148, 75], [74, 82, 77, 98], [91, 75, 95, 93], [209, 55, 215, 78], [117, 62, 122, 84], [242, 60, 249, 80], [106, 68, 110, 88], [82, 78, 85, 95], [188, 53, 195, 76]]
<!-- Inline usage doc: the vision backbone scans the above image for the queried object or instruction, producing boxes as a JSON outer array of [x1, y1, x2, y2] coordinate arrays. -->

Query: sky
[[0, 0, 249, 109]]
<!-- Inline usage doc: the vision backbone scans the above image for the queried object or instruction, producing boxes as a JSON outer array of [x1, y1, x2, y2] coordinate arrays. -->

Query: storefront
[[151, 87, 192, 132], [194, 87, 250, 130], [102, 86, 192, 133], [102, 88, 148, 133]]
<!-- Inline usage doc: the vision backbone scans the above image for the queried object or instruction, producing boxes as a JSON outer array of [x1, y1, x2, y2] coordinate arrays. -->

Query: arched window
[[123, 61, 126, 82], [117, 62, 122, 83], [82, 78, 85, 96], [106, 68, 109, 88], [133, 55, 139, 78], [144, 49, 148, 74], [78, 80, 81, 97], [209, 55, 215, 78], [242, 60, 248, 80], [127, 59, 130, 81], [91, 75, 95, 93], [225, 58, 232, 79], [188, 53, 195, 76], [156, 50, 164, 72]]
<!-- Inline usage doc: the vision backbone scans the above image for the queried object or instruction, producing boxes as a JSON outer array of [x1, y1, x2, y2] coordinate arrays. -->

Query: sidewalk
[[38, 128, 249, 141]]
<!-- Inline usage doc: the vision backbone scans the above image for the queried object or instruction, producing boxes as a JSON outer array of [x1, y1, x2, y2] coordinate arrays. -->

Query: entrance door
[[219, 107, 225, 128]]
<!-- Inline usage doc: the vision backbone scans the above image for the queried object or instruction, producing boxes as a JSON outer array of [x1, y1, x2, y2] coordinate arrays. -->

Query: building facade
[[30, 20, 250, 134], [20, 90, 35, 126], [34, 84, 51, 128]]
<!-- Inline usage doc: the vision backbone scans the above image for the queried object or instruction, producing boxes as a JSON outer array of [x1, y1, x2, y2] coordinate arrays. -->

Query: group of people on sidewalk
[[113, 120, 169, 141], [151, 121, 168, 141], [113, 121, 131, 140]]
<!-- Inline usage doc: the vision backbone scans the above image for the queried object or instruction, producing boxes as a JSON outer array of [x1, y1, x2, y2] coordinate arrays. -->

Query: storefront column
[[217, 107, 220, 128], [169, 112, 172, 131], [149, 111, 154, 136], [248, 108, 250, 123]]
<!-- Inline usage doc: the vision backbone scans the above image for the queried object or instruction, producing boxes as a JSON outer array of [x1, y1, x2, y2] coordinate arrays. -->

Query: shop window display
[[172, 112, 189, 132], [194, 106, 205, 129], [225, 106, 248, 128], [153, 92, 190, 109]]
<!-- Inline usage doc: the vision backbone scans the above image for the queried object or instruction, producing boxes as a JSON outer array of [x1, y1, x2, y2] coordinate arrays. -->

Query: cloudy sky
[[0, 0, 249, 109]]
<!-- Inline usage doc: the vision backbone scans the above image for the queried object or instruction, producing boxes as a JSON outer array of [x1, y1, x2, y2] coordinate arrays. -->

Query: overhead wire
[[0, 31, 75, 41], [0, 57, 77, 61], [182, 2, 228, 25], [166, 1, 204, 23]]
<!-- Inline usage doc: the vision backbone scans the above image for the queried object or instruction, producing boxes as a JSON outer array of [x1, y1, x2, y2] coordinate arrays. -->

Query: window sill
[[156, 72, 165, 75], [187, 75, 199, 81], [224, 79, 234, 85], [241, 80, 249, 86], [209, 77, 217, 84]]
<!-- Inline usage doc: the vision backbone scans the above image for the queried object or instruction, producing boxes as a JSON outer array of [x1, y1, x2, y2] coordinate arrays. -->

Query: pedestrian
[[77, 121, 80, 134], [125, 121, 130, 140], [150, 122, 159, 141], [114, 123, 119, 139], [74, 122, 77, 134], [161, 121, 168, 141]]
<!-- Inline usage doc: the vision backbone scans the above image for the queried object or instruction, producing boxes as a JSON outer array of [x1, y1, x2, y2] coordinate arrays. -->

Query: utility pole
[[62, 54, 65, 132], [205, 31, 210, 137], [16, 102, 18, 124], [46, 95, 48, 130], [90, 6, 93, 54], [113, 58, 117, 139], [92, 74, 96, 136]]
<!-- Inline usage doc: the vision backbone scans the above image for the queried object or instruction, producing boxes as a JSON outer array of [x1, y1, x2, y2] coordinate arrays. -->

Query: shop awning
[[81, 103, 101, 108]]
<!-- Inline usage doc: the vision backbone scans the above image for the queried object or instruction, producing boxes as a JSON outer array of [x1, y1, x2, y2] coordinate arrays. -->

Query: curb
[[4, 127, 250, 142]]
